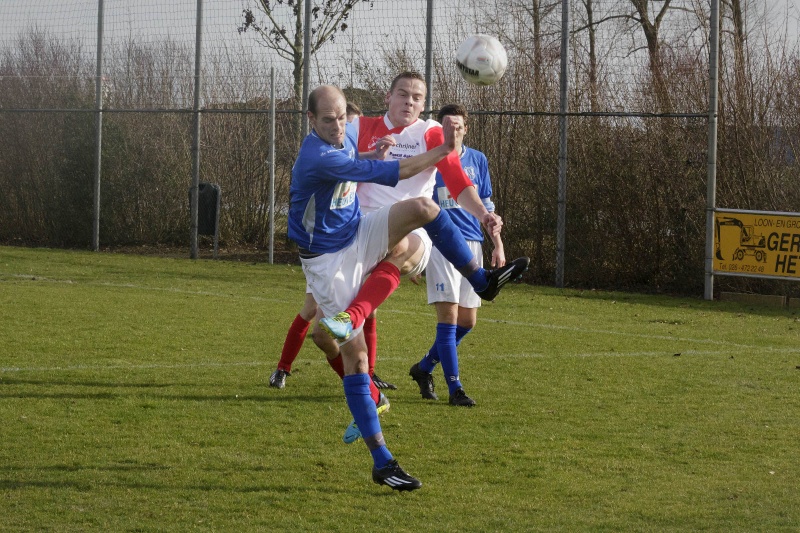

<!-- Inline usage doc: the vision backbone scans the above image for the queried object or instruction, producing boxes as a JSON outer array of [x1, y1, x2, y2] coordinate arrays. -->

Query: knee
[[386, 236, 411, 262], [458, 312, 478, 330], [311, 327, 339, 359], [407, 197, 439, 223], [386, 234, 424, 274], [299, 302, 318, 321], [311, 328, 326, 349]]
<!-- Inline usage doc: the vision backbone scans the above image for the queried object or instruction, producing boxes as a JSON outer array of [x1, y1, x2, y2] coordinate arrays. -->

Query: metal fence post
[[704, 0, 720, 300], [424, 0, 434, 118], [269, 67, 276, 265], [189, 0, 203, 259], [92, 0, 104, 251], [300, 0, 311, 140], [556, 0, 569, 288]]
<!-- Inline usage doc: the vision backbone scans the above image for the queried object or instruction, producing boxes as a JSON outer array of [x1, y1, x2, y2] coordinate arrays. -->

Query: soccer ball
[[455, 34, 508, 86]]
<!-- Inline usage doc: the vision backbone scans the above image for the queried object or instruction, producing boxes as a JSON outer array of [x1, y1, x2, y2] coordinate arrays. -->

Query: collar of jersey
[[383, 114, 418, 135], [311, 129, 344, 149]]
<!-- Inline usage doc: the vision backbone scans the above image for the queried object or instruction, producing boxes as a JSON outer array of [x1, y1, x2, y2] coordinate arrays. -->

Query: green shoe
[[320, 312, 353, 341]]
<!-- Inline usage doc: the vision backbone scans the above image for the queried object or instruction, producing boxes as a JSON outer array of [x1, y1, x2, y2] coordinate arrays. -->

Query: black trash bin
[[191, 182, 221, 257], [197, 182, 220, 236]]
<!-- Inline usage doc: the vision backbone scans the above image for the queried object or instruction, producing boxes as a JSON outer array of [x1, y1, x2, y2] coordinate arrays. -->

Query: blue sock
[[421, 326, 472, 373], [465, 269, 489, 292], [455, 325, 472, 346], [343, 374, 392, 468], [419, 344, 439, 373], [434, 323, 462, 394], [423, 210, 488, 291], [370, 442, 394, 469]]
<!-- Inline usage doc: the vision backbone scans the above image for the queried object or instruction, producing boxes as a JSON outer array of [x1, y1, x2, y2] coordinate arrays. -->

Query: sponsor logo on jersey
[[330, 181, 356, 209], [436, 186, 460, 210]]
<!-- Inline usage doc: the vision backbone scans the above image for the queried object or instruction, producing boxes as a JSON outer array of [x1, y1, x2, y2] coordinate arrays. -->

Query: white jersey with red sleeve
[[352, 115, 472, 210]]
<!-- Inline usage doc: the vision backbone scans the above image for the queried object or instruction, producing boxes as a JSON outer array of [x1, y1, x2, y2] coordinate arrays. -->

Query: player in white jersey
[[325, 72, 525, 381], [353, 72, 496, 227], [317, 73, 529, 444], [272, 75, 527, 395]]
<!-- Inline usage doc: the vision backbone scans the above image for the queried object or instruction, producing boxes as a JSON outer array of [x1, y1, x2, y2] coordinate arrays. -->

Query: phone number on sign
[[719, 263, 765, 273]]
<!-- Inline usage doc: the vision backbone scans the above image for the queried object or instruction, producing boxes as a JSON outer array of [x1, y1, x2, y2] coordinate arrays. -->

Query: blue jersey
[[288, 123, 400, 253], [431, 146, 494, 242]]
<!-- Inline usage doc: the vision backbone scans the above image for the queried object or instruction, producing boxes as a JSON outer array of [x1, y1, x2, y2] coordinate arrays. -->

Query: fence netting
[[2, 1, 799, 294]]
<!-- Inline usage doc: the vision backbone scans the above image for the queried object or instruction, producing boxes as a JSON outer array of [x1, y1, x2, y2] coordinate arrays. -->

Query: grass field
[[1, 246, 799, 532]]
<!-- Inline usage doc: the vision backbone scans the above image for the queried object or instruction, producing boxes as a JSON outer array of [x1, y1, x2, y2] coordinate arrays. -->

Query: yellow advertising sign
[[714, 210, 800, 279]]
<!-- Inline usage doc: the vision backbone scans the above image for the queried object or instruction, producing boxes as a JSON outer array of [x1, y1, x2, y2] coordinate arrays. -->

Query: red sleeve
[[424, 126, 472, 200], [356, 116, 382, 152]]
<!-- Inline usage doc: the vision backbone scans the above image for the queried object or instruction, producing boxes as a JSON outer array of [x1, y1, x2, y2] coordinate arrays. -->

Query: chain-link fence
[[2, 0, 799, 295]]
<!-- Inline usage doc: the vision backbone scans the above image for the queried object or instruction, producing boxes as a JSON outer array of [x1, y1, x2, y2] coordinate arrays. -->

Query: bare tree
[[581, 0, 600, 112], [238, 0, 368, 116], [720, 0, 776, 123], [629, 0, 674, 112]]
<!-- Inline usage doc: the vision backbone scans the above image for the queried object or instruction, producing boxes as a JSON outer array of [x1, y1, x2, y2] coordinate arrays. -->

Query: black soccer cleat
[[449, 388, 476, 407], [371, 372, 397, 390], [409, 363, 438, 400], [475, 256, 530, 301], [372, 459, 422, 491], [268, 369, 290, 389]]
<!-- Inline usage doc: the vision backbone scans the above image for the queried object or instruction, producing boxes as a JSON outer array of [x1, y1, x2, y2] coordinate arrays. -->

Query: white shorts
[[300, 206, 392, 338], [426, 240, 483, 308], [361, 205, 432, 278], [406, 227, 432, 278]]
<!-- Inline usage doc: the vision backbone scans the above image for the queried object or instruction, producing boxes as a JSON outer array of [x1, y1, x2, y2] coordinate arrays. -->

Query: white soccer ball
[[455, 34, 508, 86]]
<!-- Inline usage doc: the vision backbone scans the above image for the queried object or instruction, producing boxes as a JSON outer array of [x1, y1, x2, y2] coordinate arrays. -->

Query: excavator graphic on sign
[[715, 216, 768, 263]]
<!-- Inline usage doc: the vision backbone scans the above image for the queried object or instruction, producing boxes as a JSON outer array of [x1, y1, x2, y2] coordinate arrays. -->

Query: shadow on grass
[[0, 391, 120, 400], [0, 474, 322, 494], [0, 377, 177, 388], [0, 462, 170, 474], [0, 377, 341, 404]]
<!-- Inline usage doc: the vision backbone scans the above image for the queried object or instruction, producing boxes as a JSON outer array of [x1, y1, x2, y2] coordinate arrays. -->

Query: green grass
[[1, 246, 799, 532]]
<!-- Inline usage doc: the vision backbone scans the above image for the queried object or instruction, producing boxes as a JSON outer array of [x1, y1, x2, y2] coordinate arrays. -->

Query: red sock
[[278, 314, 310, 372], [369, 377, 380, 405], [327, 354, 345, 379], [364, 317, 378, 376], [345, 262, 400, 328]]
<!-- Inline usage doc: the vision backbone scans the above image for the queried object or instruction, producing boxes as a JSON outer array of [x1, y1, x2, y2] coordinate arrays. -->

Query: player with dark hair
[[409, 103, 503, 407], [319, 72, 529, 443], [345, 101, 362, 122]]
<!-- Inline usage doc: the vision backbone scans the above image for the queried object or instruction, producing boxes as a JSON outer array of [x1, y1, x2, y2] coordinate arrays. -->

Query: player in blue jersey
[[290, 85, 529, 490], [409, 104, 505, 407], [290, 85, 487, 491], [269, 101, 396, 392]]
